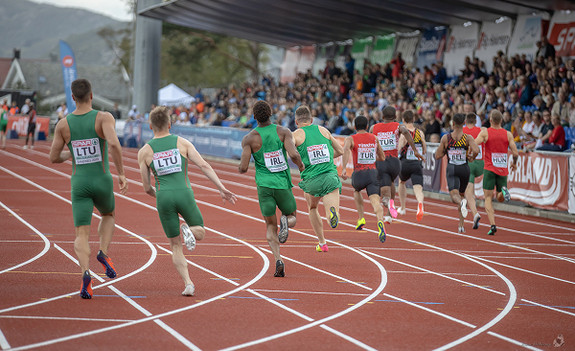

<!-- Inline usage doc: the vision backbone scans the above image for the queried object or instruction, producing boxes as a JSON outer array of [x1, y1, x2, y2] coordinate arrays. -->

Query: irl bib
[[307, 144, 330, 165], [71, 138, 102, 165], [153, 148, 182, 175], [264, 149, 288, 172]]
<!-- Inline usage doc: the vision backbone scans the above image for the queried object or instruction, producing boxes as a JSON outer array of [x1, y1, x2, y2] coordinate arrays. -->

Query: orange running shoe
[[416, 203, 424, 222], [80, 271, 92, 299], [97, 250, 117, 278]]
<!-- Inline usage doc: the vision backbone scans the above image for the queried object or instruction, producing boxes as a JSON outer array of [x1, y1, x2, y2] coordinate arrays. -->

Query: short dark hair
[[382, 106, 396, 120], [295, 105, 312, 123], [149, 106, 170, 130], [453, 113, 466, 126], [490, 110, 503, 125], [252, 100, 272, 123], [402, 110, 414, 123], [71, 79, 91, 103], [466, 113, 476, 124], [354, 115, 368, 131]]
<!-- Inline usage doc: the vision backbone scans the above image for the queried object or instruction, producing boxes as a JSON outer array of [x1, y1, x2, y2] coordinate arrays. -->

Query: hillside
[[0, 0, 131, 65]]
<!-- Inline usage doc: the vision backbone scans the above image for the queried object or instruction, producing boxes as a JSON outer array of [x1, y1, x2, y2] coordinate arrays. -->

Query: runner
[[463, 112, 484, 229], [341, 115, 387, 242], [474, 110, 519, 235], [239, 100, 305, 277], [138, 106, 237, 295], [293, 105, 343, 252], [435, 113, 479, 233], [0, 106, 7, 149], [49, 78, 128, 299], [370, 106, 424, 224], [396, 110, 427, 221]]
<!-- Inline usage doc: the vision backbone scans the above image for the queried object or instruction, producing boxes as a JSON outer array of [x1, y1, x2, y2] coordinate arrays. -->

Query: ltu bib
[[153, 148, 182, 175], [71, 138, 102, 165]]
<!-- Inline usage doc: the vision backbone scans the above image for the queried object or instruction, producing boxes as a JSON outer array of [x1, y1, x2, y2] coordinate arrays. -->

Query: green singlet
[[296, 124, 341, 197], [0, 110, 7, 132], [66, 110, 114, 226], [148, 134, 203, 238], [253, 124, 296, 217]]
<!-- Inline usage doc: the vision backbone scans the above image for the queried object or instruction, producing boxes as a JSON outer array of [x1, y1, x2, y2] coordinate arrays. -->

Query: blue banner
[[416, 28, 447, 70], [59, 40, 77, 111]]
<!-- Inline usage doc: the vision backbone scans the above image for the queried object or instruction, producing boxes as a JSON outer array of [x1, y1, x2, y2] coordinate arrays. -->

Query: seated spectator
[[536, 114, 565, 151], [502, 111, 513, 131]]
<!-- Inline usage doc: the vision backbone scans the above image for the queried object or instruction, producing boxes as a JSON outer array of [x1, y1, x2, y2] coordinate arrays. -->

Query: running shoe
[[472, 213, 481, 230], [278, 215, 289, 244], [274, 260, 285, 277], [182, 284, 195, 296], [181, 223, 196, 251], [460, 199, 468, 218], [416, 203, 424, 222], [315, 243, 329, 252], [377, 221, 386, 243], [97, 250, 117, 279], [80, 271, 92, 299], [388, 199, 398, 218], [397, 207, 406, 216], [497, 192, 505, 202], [329, 206, 339, 228], [501, 187, 511, 202], [458, 226, 466, 233], [384, 216, 393, 224], [355, 217, 366, 230], [487, 225, 497, 236]]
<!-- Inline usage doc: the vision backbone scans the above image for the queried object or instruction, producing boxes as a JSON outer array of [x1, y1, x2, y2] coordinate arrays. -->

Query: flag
[[59, 40, 77, 111]]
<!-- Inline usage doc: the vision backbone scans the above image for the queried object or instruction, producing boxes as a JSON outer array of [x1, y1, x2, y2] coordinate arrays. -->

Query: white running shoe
[[460, 199, 468, 218], [384, 216, 393, 224], [182, 284, 195, 296], [181, 223, 196, 251], [397, 207, 406, 216], [278, 215, 289, 243], [23, 145, 28, 149], [458, 226, 466, 233]]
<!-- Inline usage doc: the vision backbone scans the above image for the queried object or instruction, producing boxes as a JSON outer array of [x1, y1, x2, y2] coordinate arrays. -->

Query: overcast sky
[[29, 0, 133, 22]]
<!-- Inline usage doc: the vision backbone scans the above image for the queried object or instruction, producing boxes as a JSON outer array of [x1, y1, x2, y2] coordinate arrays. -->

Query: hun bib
[[153, 148, 182, 175], [71, 138, 102, 165], [264, 149, 288, 172], [491, 152, 507, 168], [306, 144, 330, 165]]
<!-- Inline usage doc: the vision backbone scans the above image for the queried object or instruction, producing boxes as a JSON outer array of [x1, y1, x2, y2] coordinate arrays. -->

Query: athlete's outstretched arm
[[341, 136, 353, 180], [185, 139, 237, 204], [507, 131, 519, 172], [49, 121, 71, 163], [137, 145, 156, 198], [100, 112, 128, 195], [435, 135, 448, 159]]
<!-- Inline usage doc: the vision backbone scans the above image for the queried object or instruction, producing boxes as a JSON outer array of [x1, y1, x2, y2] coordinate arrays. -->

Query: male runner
[[23, 102, 36, 149], [239, 100, 304, 277], [138, 106, 236, 295], [49, 78, 128, 299], [396, 110, 427, 221], [293, 105, 343, 252], [474, 110, 519, 236], [370, 106, 424, 223], [0, 106, 7, 149], [341, 115, 387, 242], [435, 113, 479, 233], [463, 113, 484, 229]]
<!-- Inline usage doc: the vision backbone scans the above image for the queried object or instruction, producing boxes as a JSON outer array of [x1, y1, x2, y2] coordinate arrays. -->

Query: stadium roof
[[139, 0, 575, 48]]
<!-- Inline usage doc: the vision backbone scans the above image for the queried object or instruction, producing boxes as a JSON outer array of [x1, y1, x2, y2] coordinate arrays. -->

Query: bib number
[[491, 152, 507, 168], [476, 145, 483, 160], [447, 148, 466, 165], [377, 132, 396, 151], [406, 145, 422, 160], [153, 148, 182, 175], [264, 149, 288, 172], [71, 138, 102, 165], [358, 145, 376, 164], [307, 144, 330, 165]]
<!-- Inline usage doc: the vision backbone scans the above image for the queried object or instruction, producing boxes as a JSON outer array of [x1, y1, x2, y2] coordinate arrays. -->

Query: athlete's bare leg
[[98, 213, 115, 255], [413, 184, 424, 204], [189, 226, 205, 241], [322, 188, 340, 226], [398, 180, 407, 210], [484, 189, 496, 226], [264, 215, 281, 262], [74, 225, 91, 272], [449, 189, 465, 228], [369, 194, 385, 223], [169, 235, 193, 286], [353, 191, 365, 221], [304, 192, 325, 244], [465, 182, 479, 217]]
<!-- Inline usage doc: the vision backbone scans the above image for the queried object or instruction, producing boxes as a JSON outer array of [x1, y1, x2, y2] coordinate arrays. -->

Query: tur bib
[[71, 138, 102, 165], [377, 131, 396, 151], [153, 148, 182, 175], [264, 149, 288, 172], [306, 144, 330, 165], [357, 145, 377, 164]]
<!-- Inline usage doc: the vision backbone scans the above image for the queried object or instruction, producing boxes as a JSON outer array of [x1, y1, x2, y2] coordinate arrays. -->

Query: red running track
[[0, 140, 574, 350]]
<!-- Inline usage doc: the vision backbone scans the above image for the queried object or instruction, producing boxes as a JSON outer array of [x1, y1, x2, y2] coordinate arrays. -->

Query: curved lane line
[[0, 201, 50, 275]]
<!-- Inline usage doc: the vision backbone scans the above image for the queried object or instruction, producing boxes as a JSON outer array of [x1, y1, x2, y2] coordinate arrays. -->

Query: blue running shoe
[[80, 271, 92, 299], [97, 250, 117, 279], [329, 206, 339, 228]]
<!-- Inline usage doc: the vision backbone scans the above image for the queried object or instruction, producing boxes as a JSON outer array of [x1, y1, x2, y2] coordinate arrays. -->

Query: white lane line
[[0, 201, 50, 275], [520, 299, 575, 318], [52, 244, 201, 351], [0, 167, 158, 315], [487, 332, 543, 351], [0, 315, 134, 323], [0, 328, 10, 350]]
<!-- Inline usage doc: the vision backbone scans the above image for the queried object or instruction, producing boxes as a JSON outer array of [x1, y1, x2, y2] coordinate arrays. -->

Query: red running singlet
[[483, 128, 510, 176], [372, 122, 400, 158], [463, 126, 483, 160], [351, 133, 378, 171]]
